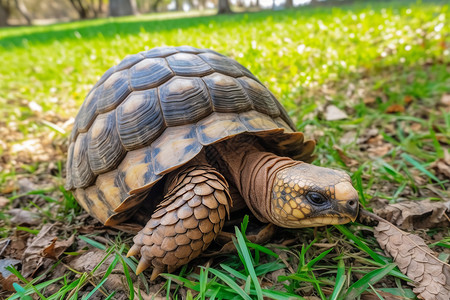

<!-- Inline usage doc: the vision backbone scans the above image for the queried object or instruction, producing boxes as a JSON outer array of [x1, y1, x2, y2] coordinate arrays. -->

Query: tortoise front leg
[[127, 165, 232, 280]]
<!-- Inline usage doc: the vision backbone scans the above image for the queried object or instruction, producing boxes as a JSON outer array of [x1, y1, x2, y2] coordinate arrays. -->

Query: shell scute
[[141, 47, 178, 58], [116, 53, 145, 71], [203, 73, 251, 113], [88, 111, 126, 175], [151, 125, 202, 176], [196, 113, 247, 146], [72, 132, 95, 188], [159, 77, 212, 127], [75, 89, 98, 133], [175, 46, 203, 53], [238, 77, 280, 118], [198, 53, 243, 77], [130, 58, 174, 91], [117, 90, 166, 151], [166, 53, 213, 77], [96, 69, 132, 114]]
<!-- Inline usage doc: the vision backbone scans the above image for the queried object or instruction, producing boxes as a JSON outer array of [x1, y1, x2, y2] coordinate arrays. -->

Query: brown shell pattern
[[66, 46, 315, 225]]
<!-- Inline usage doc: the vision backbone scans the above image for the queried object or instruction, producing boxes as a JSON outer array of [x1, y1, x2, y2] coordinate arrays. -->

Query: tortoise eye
[[306, 192, 327, 205]]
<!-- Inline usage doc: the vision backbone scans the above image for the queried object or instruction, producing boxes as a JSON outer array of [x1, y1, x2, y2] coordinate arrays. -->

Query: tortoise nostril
[[348, 200, 356, 208]]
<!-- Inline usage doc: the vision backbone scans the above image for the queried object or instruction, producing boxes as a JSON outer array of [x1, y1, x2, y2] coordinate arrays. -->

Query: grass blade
[[344, 263, 397, 299], [208, 268, 252, 300], [330, 259, 346, 300], [234, 226, 263, 300]]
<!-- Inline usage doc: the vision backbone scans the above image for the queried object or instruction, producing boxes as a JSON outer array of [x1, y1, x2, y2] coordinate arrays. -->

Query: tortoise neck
[[211, 139, 300, 222]]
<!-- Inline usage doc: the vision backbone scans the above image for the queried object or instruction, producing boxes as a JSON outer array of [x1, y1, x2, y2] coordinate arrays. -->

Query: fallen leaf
[[333, 145, 359, 167], [339, 131, 357, 145], [385, 104, 405, 114], [0, 196, 9, 208], [367, 144, 391, 157], [404, 95, 413, 104], [0, 258, 21, 277], [371, 214, 450, 300], [18, 178, 38, 194], [363, 96, 376, 105], [21, 224, 58, 277], [373, 200, 450, 230], [0, 273, 20, 292], [8, 209, 41, 226], [324, 105, 348, 121], [431, 150, 450, 178], [41, 235, 75, 260], [361, 291, 406, 300], [67, 247, 114, 273], [440, 94, 450, 109]]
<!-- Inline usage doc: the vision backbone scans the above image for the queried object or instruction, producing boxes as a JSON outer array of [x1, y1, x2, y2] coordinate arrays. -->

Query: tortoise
[[66, 46, 359, 280]]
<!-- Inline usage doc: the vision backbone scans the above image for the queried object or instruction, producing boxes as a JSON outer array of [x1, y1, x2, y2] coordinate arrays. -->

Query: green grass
[[0, 0, 449, 298]]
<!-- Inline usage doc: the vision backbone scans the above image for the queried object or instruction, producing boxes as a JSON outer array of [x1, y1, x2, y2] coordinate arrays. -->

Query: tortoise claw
[[150, 267, 165, 281], [127, 244, 141, 258], [136, 257, 151, 275]]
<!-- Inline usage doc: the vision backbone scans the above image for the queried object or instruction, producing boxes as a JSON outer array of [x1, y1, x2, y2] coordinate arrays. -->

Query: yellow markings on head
[[274, 185, 280, 193], [277, 180, 283, 186], [277, 198, 284, 207], [288, 182, 294, 188], [294, 184, 300, 192], [289, 200, 297, 208], [283, 203, 292, 214], [285, 187, 291, 194], [292, 209, 304, 219], [301, 206, 311, 215]]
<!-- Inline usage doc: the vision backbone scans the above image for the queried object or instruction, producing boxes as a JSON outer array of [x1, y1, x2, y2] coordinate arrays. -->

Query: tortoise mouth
[[294, 215, 354, 228]]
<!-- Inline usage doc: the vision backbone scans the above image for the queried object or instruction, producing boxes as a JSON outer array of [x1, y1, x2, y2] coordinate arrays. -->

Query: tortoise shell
[[66, 46, 315, 226]]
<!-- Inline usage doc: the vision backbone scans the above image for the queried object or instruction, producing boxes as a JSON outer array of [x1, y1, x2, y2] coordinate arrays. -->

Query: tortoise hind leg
[[127, 165, 232, 280]]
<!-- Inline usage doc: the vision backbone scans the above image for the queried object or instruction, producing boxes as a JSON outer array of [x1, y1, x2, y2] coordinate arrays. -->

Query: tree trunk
[[151, 0, 163, 12], [14, 0, 31, 25], [285, 0, 292, 8], [0, 0, 10, 26], [175, 0, 183, 11], [69, 0, 88, 19], [109, 0, 137, 16], [217, 0, 231, 14], [199, 0, 206, 10]]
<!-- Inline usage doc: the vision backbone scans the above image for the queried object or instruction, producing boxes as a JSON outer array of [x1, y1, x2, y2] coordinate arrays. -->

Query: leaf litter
[[363, 210, 450, 300]]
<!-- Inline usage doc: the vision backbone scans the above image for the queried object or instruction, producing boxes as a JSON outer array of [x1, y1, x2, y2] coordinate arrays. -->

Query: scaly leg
[[127, 165, 232, 280]]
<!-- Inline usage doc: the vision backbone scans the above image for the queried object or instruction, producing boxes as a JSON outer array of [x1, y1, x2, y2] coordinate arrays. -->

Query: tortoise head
[[269, 163, 359, 228]]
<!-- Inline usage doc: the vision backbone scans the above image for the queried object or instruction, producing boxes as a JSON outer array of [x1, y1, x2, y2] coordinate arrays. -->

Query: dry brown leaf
[[41, 235, 75, 260], [374, 200, 450, 230], [373, 218, 450, 300], [8, 209, 41, 226], [385, 104, 405, 114], [333, 145, 359, 167], [0, 273, 21, 292], [21, 224, 58, 277], [404, 95, 413, 104], [431, 150, 450, 179], [0, 196, 9, 208], [67, 247, 114, 273], [324, 105, 348, 121], [363, 96, 376, 105], [440, 94, 450, 109], [361, 291, 406, 300]]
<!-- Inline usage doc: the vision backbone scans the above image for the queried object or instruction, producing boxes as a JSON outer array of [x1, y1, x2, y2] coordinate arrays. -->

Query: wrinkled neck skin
[[211, 138, 300, 224]]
